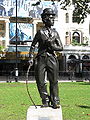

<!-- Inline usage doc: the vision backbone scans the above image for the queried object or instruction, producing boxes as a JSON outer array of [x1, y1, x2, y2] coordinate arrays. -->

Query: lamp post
[[89, 20, 90, 43], [15, 0, 18, 82]]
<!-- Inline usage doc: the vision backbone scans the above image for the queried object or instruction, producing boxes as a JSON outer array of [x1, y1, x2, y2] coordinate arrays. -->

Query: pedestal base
[[27, 105, 63, 120]]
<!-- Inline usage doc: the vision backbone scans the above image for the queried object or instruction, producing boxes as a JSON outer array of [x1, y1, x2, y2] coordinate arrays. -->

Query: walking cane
[[26, 61, 37, 109]]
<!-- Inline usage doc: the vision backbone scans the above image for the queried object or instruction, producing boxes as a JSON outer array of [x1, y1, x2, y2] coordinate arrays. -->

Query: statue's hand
[[28, 58, 33, 66]]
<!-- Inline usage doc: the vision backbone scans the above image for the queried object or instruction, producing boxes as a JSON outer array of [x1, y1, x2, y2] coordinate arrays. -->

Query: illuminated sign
[[9, 23, 33, 42]]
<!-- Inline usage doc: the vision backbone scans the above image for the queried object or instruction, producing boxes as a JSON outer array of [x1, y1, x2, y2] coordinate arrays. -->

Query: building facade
[[0, 0, 90, 79]]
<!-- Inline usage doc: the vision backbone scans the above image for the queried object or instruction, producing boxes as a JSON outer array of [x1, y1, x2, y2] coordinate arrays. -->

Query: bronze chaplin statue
[[29, 8, 63, 109]]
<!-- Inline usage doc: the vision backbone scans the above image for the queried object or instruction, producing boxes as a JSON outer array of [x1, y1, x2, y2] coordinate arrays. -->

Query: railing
[[0, 71, 90, 82], [0, 70, 35, 82]]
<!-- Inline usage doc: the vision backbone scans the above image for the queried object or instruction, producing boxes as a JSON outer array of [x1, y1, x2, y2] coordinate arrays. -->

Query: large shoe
[[41, 102, 49, 108], [52, 103, 60, 109], [41, 99, 49, 108]]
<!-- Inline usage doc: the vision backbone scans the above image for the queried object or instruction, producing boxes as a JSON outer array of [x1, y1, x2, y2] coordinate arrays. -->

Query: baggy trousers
[[35, 53, 60, 105]]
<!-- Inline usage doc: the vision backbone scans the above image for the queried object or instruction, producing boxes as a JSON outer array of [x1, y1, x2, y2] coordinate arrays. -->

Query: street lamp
[[89, 20, 90, 40], [15, 0, 18, 82]]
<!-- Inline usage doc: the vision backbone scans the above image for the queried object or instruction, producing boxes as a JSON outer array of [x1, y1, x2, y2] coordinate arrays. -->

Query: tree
[[59, 0, 90, 23], [34, 0, 90, 24]]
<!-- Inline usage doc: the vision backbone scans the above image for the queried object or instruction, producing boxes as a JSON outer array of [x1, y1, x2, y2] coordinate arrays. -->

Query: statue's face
[[43, 14, 55, 27]]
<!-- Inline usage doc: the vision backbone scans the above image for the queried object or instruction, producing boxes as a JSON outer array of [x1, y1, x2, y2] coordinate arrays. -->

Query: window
[[65, 32, 71, 45], [66, 13, 69, 23], [72, 32, 80, 43]]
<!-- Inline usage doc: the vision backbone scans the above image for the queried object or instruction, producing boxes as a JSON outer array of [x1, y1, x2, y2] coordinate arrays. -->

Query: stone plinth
[[27, 106, 63, 120]]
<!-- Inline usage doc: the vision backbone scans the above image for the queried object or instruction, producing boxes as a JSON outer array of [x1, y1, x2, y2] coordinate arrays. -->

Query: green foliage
[[0, 82, 90, 120], [60, 0, 90, 23], [71, 39, 88, 46], [72, 0, 90, 23], [71, 39, 81, 46], [0, 45, 4, 51]]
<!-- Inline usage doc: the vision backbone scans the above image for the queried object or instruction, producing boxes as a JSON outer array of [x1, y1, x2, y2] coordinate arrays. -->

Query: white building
[[57, 4, 90, 47]]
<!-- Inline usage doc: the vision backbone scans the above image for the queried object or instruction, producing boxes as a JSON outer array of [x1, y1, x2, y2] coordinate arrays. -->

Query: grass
[[0, 83, 40, 120], [0, 82, 90, 120], [60, 82, 90, 120]]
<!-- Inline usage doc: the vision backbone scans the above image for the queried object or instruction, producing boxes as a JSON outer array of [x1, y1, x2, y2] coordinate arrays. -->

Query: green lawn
[[0, 82, 90, 120]]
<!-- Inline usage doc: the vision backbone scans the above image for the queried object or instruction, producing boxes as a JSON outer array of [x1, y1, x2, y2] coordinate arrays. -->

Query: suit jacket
[[29, 27, 63, 58]]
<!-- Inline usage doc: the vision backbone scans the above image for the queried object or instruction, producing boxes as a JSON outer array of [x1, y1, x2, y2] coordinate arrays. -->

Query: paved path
[[0, 76, 88, 83]]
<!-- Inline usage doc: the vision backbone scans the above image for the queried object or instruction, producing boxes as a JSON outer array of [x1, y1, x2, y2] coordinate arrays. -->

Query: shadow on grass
[[76, 105, 90, 109], [76, 82, 90, 85]]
